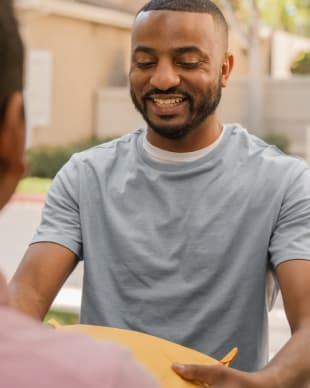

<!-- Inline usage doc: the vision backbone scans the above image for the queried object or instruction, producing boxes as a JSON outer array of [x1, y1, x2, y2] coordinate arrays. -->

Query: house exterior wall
[[17, 8, 132, 147]]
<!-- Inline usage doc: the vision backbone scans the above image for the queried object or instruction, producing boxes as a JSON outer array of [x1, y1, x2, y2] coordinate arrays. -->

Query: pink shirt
[[0, 272, 159, 388]]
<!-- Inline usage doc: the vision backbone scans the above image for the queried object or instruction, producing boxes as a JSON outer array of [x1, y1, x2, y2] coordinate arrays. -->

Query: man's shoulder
[[223, 124, 309, 188], [66, 128, 145, 169], [228, 123, 307, 169], [76, 128, 144, 161]]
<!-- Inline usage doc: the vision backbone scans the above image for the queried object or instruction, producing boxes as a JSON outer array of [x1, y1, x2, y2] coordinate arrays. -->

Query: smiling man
[[10, 1, 310, 387], [130, 5, 229, 145]]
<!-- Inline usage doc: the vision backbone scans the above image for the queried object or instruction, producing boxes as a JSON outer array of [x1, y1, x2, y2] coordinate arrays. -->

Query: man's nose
[[150, 61, 180, 91]]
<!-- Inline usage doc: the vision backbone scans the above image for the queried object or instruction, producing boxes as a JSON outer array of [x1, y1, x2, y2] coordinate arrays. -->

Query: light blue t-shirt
[[32, 124, 310, 371]]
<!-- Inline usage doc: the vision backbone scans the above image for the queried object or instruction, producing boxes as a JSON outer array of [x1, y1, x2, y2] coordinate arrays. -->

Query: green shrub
[[261, 133, 290, 154], [290, 51, 310, 75], [27, 147, 71, 178], [27, 136, 116, 178]]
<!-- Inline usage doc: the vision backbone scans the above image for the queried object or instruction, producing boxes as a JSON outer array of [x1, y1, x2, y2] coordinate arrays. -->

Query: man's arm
[[172, 259, 310, 388], [263, 259, 310, 387], [9, 242, 79, 321]]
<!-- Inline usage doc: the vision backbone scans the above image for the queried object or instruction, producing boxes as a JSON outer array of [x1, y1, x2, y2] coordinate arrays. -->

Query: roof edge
[[15, 0, 134, 29]]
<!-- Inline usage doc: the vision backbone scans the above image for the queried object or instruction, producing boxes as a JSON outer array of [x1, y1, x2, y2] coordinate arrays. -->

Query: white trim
[[15, 0, 134, 29]]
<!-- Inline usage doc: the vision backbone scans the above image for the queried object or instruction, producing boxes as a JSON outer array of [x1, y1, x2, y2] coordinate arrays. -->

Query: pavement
[[0, 195, 84, 309], [0, 194, 291, 360]]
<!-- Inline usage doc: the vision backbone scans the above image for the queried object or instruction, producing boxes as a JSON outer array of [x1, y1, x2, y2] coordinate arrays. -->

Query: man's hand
[[172, 362, 262, 388]]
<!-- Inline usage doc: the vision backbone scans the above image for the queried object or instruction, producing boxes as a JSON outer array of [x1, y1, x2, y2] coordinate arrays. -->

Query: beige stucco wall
[[17, 9, 132, 146]]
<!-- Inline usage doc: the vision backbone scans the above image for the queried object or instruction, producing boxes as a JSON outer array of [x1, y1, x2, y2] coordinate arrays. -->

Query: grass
[[16, 177, 52, 195], [44, 310, 79, 326]]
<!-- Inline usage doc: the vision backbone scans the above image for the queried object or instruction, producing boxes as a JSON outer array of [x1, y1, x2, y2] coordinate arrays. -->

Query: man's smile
[[153, 97, 185, 106], [146, 95, 188, 116]]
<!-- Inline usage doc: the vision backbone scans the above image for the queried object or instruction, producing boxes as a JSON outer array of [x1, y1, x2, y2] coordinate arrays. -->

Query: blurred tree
[[215, 0, 310, 133], [216, 0, 310, 37], [258, 0, 310, 37]]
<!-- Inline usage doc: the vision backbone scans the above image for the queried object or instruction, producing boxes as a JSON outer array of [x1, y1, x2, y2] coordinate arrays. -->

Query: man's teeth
[[153, 98, 183, 107]]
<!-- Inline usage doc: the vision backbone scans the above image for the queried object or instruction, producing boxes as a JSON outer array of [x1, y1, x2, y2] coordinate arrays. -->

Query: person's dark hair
[[0, 0, 24, 124], [137, 0, 228, 44]]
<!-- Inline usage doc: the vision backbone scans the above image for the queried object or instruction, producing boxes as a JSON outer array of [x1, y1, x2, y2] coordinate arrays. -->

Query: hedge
[[26, 136, 115, 178], [261, 133, 290, 154]]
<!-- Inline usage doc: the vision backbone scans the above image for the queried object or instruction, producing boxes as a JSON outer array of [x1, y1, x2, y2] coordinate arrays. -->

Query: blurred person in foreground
[[0, 1, 158, 387], [10, 0, 310, 387]]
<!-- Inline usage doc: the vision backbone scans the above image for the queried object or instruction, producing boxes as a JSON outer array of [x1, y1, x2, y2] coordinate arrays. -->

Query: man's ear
[[0, 91, 26, 177], [221, 52, 234, 88]]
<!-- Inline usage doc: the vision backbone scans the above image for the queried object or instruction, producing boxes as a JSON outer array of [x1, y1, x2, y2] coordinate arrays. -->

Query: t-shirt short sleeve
[[269, 159, 310, 268], [31, 154, 83, 259]]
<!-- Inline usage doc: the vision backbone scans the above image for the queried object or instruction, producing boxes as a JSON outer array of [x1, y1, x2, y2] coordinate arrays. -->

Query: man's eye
[[136, 62, 156, 69], [176, 62, 201, 69]]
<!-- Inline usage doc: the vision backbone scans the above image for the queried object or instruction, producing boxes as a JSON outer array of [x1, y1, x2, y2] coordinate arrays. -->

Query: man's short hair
[[0, 0, 24, 123], [137, 0, 228, 45]]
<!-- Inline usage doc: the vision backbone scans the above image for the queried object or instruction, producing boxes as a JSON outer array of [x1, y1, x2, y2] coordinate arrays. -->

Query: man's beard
[[130, 79, 222, 140]]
